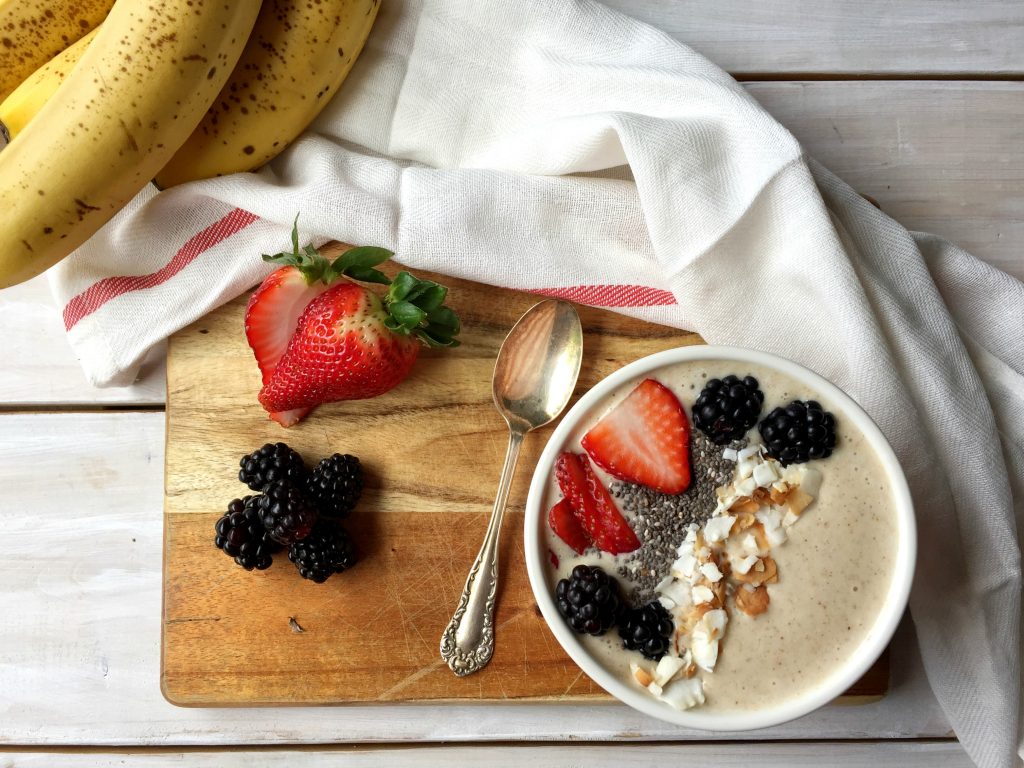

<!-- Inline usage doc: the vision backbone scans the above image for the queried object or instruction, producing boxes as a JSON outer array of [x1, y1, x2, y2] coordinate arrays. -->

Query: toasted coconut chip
[[736, 584, 770, 616], [732, 554, 778, 586], [785, 487, 815, 516], [769, 486, 790, 505], [733, 511, 757, 531], [632, 663, 654, 687], [752, 521, 770, 551], [730, 497, 760, 515], [752, 487, 771, 504]]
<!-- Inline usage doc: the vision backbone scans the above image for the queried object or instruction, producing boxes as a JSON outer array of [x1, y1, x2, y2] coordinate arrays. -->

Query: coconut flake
[[753, 462, 779, 487], [722, 448, 738, 461], [654, 655, 686, 686], [738, 445, 761, 461], [736, 477, 757, 496], [660, 579, 691, 606], [703, 514, 735, 543], [699, 562, 724, 583], [670, 552, 697, 580], [659, 676, 706, 710], [691, 585, 714, 605], [799, 467, 823, 496], [733, 554, 759, 575]]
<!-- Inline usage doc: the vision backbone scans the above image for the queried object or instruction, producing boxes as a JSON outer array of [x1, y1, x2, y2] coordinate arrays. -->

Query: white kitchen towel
[[47, 0, 1022, 764]]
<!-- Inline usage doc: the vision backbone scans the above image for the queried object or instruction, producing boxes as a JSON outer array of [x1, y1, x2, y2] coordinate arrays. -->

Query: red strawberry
[[245, 265, 329, 426], [259, 282, 422, 410], [247, 221, 460, 425], [580, 378, 691, 494], [548, 497, 591, 554], [554, 451, 640, 555]]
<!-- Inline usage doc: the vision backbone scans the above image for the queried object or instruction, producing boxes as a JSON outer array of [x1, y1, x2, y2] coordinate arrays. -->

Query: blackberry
[[693, 374, 764, 445], [758, 399, 837, 465], [239, 442, 308, 492], [288, 520, 357, 583], [555, 564, 623, 636], [619, 601, 674, 660], [214, 495, 281, 571], [307, 453, 363, 519], [258, 479, 317, 545]]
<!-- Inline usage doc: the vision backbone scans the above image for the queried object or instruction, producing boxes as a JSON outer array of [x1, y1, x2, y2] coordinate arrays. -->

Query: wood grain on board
[[163, 248, 888, 705]]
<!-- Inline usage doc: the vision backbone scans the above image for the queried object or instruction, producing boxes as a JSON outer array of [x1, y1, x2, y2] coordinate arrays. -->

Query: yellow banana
[[0, 0, 260, 289], [0, 25, 95, 141], [155, 0, 380, 188], [0, 0, 113, 101]]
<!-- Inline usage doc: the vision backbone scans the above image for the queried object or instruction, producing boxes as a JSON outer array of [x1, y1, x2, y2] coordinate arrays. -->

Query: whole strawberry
[[247, 222, 460, 426]]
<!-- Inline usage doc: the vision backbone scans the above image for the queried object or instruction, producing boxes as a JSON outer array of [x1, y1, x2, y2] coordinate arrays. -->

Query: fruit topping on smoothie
[[548, 498, 591, 554], [547, 370, 843, 712], [555, 565, 624, 636], [581, 378, 692, 494], [554, 451, 641, 555], [758, 399, 837, 464], [619, 601, 675, 660], [693, 375, 765, 445]]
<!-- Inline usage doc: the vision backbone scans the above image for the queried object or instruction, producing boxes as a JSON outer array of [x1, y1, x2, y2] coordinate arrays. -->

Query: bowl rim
[[523, 345, 917, 731]]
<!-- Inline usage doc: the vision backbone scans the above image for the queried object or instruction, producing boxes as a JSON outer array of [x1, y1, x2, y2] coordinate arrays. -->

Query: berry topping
[[288, 520, 357, 583], [238, 442, 308, 492], [308, 453, 363, 519], [555, 451, 640, 555], [693, 374, 764, 445], [214, 495, 281, 571], [758, 399, 837, 465], [258, 479, 318, 545], [548, 497, 591, 554], [555, 564, 623, 636], [581, 378, 691, 494], [619, 600, 674, 661]]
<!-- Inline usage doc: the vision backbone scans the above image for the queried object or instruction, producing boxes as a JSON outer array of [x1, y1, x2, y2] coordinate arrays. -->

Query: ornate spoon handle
[[440, 428, 525, 676]]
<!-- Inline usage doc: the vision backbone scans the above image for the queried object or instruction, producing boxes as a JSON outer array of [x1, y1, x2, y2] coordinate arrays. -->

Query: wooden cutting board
[[162, 244, 888, 705]]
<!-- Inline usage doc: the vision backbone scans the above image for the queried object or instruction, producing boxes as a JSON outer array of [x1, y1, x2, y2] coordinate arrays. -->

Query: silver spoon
[[440, 299, 583, 677]]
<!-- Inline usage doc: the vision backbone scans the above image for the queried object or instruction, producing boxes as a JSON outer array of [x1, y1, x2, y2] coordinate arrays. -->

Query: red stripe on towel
[[63, 208, 260, 331], [530, 284, 676, 307]]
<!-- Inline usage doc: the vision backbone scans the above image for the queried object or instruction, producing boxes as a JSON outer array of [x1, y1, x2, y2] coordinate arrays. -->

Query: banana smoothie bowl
[[524, 346, 915, 730]]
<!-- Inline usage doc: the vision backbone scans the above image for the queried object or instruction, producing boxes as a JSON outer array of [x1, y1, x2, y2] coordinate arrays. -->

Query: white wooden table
[[2, 2, 1021, 765]]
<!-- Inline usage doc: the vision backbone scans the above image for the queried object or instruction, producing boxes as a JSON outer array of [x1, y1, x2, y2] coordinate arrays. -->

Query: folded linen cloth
[[47, 0, 1022, 764]]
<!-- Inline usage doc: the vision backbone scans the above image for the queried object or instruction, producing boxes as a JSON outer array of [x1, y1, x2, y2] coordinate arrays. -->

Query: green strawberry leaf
[[388, 300, 428, 332], [327, 245, 394, 285], [387, 271, 419, 302]]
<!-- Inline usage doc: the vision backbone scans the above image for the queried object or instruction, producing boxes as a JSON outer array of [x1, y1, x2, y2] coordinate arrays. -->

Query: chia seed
[[613, 431, 745, 606]]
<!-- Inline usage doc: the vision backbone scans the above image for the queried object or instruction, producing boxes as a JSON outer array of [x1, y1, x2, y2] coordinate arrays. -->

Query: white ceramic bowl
[[524, 346, 916, 731]]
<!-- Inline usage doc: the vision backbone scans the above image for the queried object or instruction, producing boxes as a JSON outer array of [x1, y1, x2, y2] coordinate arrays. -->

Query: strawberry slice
[[244, 265, 328, 426], [548, 497, 591, 554], [581, 378, 691, 494], [555, 451, 640, 555]]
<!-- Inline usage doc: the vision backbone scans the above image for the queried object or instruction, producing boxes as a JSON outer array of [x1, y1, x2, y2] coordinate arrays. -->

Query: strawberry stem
[[263, 218, 461, 348]]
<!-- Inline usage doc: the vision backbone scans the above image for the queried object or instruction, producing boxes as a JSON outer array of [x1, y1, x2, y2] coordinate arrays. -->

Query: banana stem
[[0, 121, 9, 150]]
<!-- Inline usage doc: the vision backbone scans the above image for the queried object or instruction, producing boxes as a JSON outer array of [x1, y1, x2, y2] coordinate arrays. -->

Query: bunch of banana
[[0, 24, 95, 142], [0, 0, 112, 102], [0, 0, 380, 289]]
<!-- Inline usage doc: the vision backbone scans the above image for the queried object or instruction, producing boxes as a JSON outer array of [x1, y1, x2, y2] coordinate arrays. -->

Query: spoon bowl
[[492, 300, 584, 432]]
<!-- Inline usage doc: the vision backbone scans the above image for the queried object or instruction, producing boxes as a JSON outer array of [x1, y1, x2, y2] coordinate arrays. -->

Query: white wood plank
[[0, 413, 952, 745], [0, 275, 165, 406], [605, 0, 1024, 75], [0, 742, 973, 767], [745, 81, 1024, 284]]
